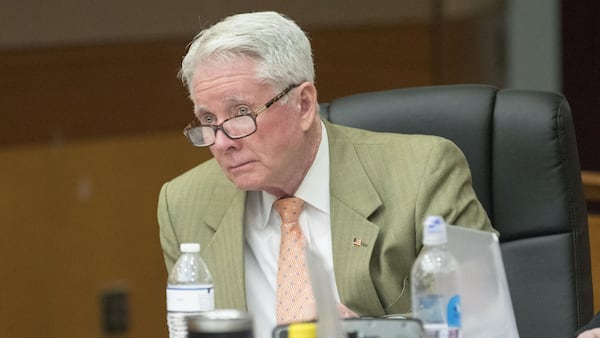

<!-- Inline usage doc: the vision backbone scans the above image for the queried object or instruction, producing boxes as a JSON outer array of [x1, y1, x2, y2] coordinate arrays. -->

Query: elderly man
[[158, 11, 493, 338]]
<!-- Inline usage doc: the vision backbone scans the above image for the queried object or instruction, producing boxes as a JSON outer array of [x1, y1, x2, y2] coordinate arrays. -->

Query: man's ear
[[297, 82, 318, 131]]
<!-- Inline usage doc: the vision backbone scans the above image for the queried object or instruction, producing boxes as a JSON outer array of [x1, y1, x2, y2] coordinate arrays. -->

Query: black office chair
[[320, 84, 594, 338]]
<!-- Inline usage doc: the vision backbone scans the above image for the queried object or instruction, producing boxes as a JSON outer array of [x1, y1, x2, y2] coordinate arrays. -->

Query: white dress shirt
[[244, 121, 338, 338]]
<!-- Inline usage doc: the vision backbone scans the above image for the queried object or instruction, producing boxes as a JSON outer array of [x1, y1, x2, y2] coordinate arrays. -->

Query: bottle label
[[166, 284, 214, 312], [423, 324, 460, 338], [417, 294, 461, 338], [446, 295, 461, 327]]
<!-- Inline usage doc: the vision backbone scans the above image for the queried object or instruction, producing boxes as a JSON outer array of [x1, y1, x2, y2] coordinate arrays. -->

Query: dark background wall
[[562, 0, 600, 171]]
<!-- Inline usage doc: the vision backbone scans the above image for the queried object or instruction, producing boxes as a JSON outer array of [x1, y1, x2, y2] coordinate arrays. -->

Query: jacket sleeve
[[157, 181, 180, 273], [413, 138, 494, 248]]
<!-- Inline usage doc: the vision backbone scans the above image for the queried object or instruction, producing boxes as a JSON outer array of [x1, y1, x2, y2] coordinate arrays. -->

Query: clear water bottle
[[166, 243, 215, 338], [411, 216, 462, 338]]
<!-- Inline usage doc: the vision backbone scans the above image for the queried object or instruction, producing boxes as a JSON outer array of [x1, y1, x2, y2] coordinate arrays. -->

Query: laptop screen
[[446, 225, 519, 338]]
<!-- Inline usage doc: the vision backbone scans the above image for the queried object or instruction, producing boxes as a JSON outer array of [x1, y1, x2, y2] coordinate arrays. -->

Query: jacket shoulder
[[160, 158, 236, 210], [327, 121, 460, 155]]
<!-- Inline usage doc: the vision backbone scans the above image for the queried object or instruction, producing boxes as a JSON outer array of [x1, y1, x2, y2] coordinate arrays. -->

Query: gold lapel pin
[[352, 236, 363, 247]]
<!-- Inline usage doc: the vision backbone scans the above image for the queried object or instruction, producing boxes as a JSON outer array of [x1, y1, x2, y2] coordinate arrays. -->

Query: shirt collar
[[258, 121, 330, 227], [294, 120, 330, 214]]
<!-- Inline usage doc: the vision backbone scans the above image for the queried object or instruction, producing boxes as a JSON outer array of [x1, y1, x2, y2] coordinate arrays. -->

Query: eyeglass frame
[[183, 83, 301, 147]]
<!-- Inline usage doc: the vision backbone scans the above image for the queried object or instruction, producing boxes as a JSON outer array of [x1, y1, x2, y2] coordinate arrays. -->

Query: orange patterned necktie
[[274, 197, 316, 325]]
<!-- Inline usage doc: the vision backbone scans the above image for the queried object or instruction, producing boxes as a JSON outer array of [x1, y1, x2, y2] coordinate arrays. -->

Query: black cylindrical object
[[187, 309, 253, 338]]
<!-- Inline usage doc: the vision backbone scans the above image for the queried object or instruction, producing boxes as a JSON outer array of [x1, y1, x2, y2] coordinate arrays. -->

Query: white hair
[[179, 11, 315, 94]]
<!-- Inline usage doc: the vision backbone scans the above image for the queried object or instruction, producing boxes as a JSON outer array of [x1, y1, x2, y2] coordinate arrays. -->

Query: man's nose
[[211, 129, 238, 150]]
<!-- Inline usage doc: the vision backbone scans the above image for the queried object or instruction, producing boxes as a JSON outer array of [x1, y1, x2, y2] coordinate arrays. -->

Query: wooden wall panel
[[0, 131, 211, 338], [0, 41, 193, 146], [313, 24, 432, 101], [583, 171, 600, 312], [1, 22, 487, 147]]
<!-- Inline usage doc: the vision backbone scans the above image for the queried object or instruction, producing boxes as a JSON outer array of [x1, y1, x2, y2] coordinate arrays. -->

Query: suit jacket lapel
[[201, 181, 247, 310], [326, 121, 386, 316]]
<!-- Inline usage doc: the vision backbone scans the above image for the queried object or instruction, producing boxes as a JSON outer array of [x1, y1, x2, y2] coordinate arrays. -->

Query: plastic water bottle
[[166, 243, 214, 338], [411, 216, 462, 338]]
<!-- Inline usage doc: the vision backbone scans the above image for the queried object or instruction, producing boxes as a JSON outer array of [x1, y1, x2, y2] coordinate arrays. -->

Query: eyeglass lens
[[187, 115, 257, 146]]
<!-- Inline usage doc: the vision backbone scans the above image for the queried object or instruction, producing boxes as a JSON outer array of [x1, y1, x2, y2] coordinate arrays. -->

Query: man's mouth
[[229, 161, 254, 171]]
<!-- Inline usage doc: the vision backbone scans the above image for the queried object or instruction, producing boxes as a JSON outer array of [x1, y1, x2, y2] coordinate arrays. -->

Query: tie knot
[[273, 197, 304, 224]]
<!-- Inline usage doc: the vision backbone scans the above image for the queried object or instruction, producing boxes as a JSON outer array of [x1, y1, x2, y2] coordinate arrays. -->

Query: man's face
[[190, 58, 313, 196]]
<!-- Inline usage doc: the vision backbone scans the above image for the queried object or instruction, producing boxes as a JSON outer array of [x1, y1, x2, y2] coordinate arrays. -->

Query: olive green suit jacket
[[158, 120, 492, 316]]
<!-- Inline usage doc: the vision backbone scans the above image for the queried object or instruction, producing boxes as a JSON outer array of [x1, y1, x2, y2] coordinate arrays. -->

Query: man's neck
[[265, 120, 322, 198]]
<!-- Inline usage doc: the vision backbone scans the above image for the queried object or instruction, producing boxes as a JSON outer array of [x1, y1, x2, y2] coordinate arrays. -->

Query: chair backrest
[[320, 84, 594, 338]]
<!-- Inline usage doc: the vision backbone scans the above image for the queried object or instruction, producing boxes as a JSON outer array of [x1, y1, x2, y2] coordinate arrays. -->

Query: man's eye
[[200, 114, 216, 124], [236, 106, 250, 115]]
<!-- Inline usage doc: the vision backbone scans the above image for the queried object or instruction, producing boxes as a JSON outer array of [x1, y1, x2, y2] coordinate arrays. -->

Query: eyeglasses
[[183, 84, 300, 147]]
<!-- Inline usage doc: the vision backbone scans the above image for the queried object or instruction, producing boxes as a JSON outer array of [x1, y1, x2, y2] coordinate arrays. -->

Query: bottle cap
[[180, 243, 201, 253], [288, 322, 317, 338], [422, 216, 447, 246]]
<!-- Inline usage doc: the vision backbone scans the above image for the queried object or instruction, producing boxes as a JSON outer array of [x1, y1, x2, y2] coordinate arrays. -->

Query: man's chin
[[228, 174, 262, 191]]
